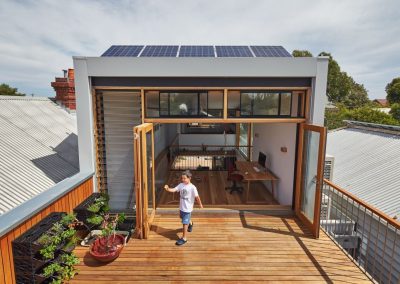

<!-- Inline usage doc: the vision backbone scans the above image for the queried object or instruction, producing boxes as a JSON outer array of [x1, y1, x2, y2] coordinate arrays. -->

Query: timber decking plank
[[71, 211, 371, 283]]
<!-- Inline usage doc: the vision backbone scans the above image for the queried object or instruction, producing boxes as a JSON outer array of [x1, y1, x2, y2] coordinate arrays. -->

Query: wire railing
[[168, 145, 252, 171], [321, 179, 400, 284]]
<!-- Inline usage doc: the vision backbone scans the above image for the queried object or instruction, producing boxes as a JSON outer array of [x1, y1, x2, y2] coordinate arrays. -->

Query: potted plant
[[89, 213, 126, 262]]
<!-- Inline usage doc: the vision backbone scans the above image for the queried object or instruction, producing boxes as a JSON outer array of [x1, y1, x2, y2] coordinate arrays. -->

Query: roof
[[101, 45, 292, 58], [0, 96, 79, 215], [326, 121, 400, 218], [373, 98, 389, 107]]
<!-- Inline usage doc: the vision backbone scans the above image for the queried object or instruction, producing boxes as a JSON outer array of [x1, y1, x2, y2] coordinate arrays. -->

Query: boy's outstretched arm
[[195, 196, 204, 208], [164, 185, 178, 193]]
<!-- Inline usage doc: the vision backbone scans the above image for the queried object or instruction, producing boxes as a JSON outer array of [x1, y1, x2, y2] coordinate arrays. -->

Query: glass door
[[133, 123, 155, 239], [295, 123, 327, 238]]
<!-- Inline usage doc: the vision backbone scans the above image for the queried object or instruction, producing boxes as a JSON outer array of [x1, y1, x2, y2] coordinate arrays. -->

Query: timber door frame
[[134, 123, 155, 239], [294, 123, 327, 238]]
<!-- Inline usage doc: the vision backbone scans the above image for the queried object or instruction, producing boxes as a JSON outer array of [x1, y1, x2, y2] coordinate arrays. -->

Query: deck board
[[71, 210, 372, 283]]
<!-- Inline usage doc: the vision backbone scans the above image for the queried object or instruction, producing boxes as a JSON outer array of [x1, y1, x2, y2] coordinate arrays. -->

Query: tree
[[0, 83, 25, 96], [325, 105, 400, 130], [390, 103, 400, 121], [385, 77, 400, 105], [292, 50, 313, 57]]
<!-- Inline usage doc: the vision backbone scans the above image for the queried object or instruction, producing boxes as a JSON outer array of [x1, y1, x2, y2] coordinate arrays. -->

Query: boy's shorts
[[180, 210, 191, 225]]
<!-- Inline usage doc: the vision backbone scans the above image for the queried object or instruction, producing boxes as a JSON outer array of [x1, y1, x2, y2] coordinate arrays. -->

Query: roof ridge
[[0, 96, 52, 101]]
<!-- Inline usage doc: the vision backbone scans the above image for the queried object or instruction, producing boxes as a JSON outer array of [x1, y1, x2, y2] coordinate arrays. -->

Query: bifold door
[[134, 123, 155, 239], [295, 123, 327, 238]]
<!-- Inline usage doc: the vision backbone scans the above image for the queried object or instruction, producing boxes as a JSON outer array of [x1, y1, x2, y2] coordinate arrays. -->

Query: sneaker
[[175, 238, 187, 246], [188, 222, 194, 232]]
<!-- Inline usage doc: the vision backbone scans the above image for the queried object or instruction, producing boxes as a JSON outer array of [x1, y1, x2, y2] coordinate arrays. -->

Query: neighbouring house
[[51, 68, 76, 112], [373, 98, 389, 107], [0, 95, 79, 215], [324, 120, 400, 283]]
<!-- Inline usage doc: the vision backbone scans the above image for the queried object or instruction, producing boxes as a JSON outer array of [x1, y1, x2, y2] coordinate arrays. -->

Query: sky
[[0, 0, 399, 99]]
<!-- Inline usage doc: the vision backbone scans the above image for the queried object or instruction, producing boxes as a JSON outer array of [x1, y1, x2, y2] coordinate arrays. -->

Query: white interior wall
[[252, 123, 297, 206]]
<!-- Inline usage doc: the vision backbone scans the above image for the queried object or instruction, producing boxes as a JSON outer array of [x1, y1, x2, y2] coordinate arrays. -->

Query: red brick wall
[[51, 68, 76, 110]]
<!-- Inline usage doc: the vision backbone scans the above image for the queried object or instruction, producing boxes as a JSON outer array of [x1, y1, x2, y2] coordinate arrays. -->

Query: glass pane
[[253, 93, 279, 116], [301, 130, 320, 222], [160, 93, 168, 116], [207, 91, 223, 117], [145, 91, 159, 117], [169, 93, 198, 116], [228, 91, 240, 117], [240, 93, 252, 116], [199, 92, 208, 116], [280, 92, 292, 116], [239, 123, 249, 157]]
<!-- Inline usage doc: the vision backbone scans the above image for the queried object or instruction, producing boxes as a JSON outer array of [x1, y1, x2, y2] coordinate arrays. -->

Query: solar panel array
[[101, 45, 292, 58]]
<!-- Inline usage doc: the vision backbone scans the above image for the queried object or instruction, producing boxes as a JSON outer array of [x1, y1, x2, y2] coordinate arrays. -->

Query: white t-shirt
[[174, 183, 199, 213]]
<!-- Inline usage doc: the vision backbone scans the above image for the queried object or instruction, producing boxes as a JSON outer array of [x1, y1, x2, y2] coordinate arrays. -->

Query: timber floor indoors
[[71, 209, 372, 283], [158, 170, 278, 208]]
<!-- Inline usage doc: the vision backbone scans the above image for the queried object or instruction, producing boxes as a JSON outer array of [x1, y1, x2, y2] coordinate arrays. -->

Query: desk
[[235, 161, 279, 203]]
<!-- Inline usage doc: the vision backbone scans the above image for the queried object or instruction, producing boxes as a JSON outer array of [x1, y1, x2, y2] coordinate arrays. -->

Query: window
[[280, 92, 292, 116], [239, 123, 252, 159], [145, 91, 223, 118], [145, 91, 160, 117], [227, 91, 240, 117], [239, 91, 292, 117]]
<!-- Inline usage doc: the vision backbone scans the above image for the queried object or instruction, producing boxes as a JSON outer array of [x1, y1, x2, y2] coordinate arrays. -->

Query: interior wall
[[252, 123, 297, 206]]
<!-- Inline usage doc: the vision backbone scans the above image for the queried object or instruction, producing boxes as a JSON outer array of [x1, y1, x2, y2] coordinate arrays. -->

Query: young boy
[[164, 170, 203, 246]]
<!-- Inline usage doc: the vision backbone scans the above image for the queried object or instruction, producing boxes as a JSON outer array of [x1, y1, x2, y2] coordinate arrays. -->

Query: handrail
[[323, 178, 400, 229], [321, 179, 400, 284], [169, 144, 253, 148]]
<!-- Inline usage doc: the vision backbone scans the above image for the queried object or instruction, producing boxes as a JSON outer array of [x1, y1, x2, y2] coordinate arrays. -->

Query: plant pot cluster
[[12, 212, 81, 284], [74, 193, 132, 262]]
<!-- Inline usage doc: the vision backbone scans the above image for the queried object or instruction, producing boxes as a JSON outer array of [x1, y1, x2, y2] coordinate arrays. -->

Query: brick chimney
[[51, 68, 76, 111]]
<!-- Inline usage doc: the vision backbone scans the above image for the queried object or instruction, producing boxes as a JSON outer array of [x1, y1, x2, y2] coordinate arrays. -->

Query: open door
[[295, 123, 327, 238], [134, 123, 155, 239]]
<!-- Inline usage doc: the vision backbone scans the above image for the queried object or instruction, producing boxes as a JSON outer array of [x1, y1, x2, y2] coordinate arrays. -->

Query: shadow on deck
[[71, 209, 372, 283]]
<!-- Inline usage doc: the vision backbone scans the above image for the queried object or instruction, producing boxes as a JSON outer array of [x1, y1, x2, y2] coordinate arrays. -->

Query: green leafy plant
[[35, 213, 80, 283]]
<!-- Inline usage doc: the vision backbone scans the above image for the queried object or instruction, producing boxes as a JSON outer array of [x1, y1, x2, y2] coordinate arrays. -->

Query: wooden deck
[[158, 171, 278, 208], [71, 209, 371, 283]]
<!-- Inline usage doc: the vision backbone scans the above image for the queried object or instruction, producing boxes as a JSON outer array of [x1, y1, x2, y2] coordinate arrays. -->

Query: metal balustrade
[[321, 179, 400, 284], [168, 145, 252, 171]]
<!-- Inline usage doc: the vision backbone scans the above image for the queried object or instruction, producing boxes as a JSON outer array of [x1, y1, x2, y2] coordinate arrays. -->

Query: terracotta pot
[[89, 234, 125, 262]]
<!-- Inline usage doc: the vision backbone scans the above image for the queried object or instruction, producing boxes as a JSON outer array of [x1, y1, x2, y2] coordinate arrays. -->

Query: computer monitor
[[258, 152, 267, 169]]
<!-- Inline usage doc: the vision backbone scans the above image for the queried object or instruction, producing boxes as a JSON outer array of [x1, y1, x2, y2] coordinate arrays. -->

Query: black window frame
[[239, 90, 293, 118], [145, 90, 224, 118]]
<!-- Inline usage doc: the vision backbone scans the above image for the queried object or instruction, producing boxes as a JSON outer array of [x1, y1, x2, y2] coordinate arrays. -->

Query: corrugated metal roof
[[326, 125, 400, 218], [0, 96, 79, 215]]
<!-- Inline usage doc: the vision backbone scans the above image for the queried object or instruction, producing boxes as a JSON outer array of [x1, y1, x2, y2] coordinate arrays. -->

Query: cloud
[[0, 0, 399, 98]]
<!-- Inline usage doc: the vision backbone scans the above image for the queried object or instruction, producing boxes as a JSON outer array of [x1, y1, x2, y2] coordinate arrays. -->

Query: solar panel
[[215, 46, 253, 57], [101, 45, 292, 58], [179, 46, 215, 57], [250, 46, 291, 57], [102, 45, 144, 57], [140, 45, 179, 57]]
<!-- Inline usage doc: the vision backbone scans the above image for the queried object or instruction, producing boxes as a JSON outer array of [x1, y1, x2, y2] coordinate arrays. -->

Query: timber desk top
[[236, 161, 279, 181]]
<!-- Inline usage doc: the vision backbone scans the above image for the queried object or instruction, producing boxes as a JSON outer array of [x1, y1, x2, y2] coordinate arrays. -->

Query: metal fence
[[321, 179, 400, 284]]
